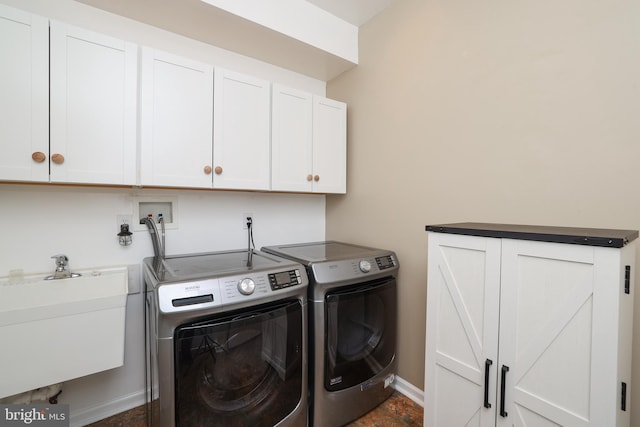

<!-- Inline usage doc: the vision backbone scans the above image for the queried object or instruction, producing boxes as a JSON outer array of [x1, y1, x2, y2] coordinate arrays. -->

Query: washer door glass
[[325, 278, 397, 391], [174, 299, 303, 426]]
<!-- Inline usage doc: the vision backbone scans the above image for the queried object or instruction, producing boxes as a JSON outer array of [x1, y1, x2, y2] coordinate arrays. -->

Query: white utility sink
[[0, 267, 128, 399]]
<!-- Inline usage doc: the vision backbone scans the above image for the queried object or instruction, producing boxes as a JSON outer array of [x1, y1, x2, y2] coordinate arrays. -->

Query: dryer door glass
[[325, 278, 397, 391], [174, 299, 303, 426]]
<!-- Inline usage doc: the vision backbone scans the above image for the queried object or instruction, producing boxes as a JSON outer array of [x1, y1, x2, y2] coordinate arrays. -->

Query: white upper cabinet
[[0, 5, 48, 182], [312, 96, 347, 194], [50, 22, 137, 185], [271, 84, 314, 192], [0, 4, 347, 193], [213, 68, 271, 191], [140, 48, 214, 188], [271, 86, 347, 194]]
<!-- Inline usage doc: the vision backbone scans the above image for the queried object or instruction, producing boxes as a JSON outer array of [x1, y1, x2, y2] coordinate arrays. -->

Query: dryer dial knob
[[238, 278, 256, 295], [359, 259, 372, 273]]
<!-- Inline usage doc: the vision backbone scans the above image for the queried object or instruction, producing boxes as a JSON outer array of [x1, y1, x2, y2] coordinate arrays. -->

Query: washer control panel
[[237, 278, 256, 295], [268, 269, 302, 290], [220, 273, 271, 303], [157, 267, 307, 313], [158, 278, 223, 314]]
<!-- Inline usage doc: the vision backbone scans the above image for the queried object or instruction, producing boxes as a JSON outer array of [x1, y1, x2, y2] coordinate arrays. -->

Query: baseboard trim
[[69, 389, 145, 427], [393, 376, 424, 408]]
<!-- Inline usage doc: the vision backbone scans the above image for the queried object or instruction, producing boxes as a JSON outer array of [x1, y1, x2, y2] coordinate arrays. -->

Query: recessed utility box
[[133, 196, 178, 231]]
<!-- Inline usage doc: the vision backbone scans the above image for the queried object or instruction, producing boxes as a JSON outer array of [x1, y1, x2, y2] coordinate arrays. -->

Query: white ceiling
[[306, 0, 394, 26]]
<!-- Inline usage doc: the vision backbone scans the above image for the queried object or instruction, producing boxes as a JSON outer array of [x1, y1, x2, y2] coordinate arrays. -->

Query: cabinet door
[[0, 5, 48, 182], [425, 232, 501, 427], [140, 49, 214, 188], [312, 96, 346, 194], [214, 69, 271, 190], [498, 240, 626, 427], [271, 84, 313, 192], [50, 22, 137, 185]]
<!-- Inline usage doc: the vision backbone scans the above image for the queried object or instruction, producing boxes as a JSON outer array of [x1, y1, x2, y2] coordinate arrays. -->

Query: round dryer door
[[324, 278, 397, 391]]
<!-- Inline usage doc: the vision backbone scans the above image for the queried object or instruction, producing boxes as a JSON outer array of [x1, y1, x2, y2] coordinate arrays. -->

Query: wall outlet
[[242, 212, 253, 229]]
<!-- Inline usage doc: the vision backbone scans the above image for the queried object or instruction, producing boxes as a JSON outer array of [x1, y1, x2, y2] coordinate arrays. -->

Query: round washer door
[[174, 299, 304, 426]]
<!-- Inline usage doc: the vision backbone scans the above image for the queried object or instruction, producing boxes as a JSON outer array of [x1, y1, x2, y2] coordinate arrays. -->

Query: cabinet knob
[[214, 166, 223, 175], [314, 175, 320, 182], [31, 152, 46, 163], [204, 165, 212, 175], [51, 153, 65, 165], [307, 174, 313, 182]]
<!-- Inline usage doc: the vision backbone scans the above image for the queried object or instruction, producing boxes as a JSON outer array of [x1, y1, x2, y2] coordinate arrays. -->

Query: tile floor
[[86, 390, 423, 426]]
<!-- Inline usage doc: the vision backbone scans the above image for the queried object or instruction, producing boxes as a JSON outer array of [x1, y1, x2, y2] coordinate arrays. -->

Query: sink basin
[[0, 267, 128, 399]]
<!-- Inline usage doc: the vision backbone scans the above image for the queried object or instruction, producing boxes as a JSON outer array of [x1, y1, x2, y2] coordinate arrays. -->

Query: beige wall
[[326, 0, 640, 421]]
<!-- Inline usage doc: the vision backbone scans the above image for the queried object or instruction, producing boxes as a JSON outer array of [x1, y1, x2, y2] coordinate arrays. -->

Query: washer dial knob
[[238, 278, 256, 295], [359, 259, 372, 273]]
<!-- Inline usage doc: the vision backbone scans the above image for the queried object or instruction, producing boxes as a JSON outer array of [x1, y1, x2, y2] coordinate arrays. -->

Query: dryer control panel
[[311, 253, 399, 285]]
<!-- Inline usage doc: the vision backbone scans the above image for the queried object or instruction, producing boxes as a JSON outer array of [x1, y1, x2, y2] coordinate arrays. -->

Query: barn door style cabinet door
[[0, 5, 48, 182], [424, 223, 636, 427], [50, 21, 137, 185]]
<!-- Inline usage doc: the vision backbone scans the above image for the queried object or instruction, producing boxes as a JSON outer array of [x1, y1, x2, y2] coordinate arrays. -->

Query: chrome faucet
[[45, 254, 82, 280]]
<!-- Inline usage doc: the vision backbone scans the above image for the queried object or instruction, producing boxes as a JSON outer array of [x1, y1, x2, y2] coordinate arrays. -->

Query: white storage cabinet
[[213, 68, 271, 191], [0, 5, 138, 185], [425, 223, 636, 427], [312, 95, 346, 194], [271, 84, 313, 192], [0, 6, 137, 185], [0, 5, 49, 182], [271, 84, 347, 193], [140, 48, 214, 188], [50, 22, 137, 185]]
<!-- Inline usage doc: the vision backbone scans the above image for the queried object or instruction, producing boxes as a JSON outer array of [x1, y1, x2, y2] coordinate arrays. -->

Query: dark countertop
[[426, 222, 638, 248]]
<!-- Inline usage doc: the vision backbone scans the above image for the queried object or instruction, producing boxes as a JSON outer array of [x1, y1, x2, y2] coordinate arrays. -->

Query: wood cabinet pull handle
[[307, 174, 313, 182], [31, 152, 46, 163], [204, 165, 212, 175], [51, 153, 65, 165], [214, 166, 223, 175], [314, 175, 320, 182]]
